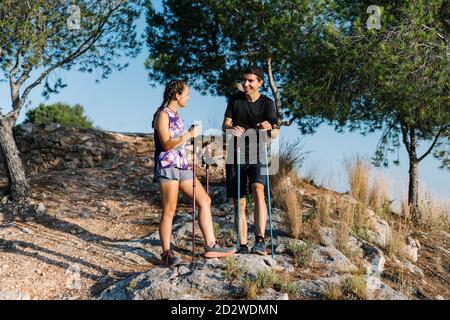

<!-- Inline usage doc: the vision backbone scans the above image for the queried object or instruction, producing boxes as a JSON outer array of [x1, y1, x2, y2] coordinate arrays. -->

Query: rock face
[[99, 214, 408, 300], [405, 237, 420, 262], [366, 211, 391, 248], [10, 123, 154, 174]]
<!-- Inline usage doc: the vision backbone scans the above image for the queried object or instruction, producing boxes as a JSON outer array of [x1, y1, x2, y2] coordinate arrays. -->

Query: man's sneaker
[[204, 242, 237, 258], [236, 244, 249, 254], [161, 250, 182, 267], [251, 236, 267, 255]]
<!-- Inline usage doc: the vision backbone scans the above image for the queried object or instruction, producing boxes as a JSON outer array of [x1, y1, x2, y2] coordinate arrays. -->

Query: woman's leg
[[179, 177, 215, 247], [159, 180, 180, 251]]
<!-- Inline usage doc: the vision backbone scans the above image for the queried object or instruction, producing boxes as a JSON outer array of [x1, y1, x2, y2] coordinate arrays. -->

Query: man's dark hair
[[243, 66, 265, 82]]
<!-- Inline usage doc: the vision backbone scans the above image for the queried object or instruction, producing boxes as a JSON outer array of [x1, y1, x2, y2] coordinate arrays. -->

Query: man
[[222, 66, 279, 255]]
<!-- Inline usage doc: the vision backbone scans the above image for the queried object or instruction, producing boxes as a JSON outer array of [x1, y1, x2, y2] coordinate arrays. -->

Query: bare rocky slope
[[0, 124, 448, 300]]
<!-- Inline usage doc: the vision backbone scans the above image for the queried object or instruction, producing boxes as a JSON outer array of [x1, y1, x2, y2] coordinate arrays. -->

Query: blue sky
[[0, 0, 448, 206]]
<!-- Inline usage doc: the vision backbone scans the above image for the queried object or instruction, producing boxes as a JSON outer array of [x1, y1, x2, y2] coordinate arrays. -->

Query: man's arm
[[223, 116, 246, 137], [269, 127, 279, 139], [257, 121, 279, 140], [222, 117, 233, 133]]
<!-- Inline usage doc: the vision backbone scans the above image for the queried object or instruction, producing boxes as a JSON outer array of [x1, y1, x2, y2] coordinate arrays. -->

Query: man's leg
[[234, 197, 248, 246], [248, 163, 269, 255], [251, 182, 267, 238]]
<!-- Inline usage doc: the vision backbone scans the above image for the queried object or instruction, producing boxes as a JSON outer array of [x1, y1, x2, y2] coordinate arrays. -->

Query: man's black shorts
[[226, 163, 267, 199]]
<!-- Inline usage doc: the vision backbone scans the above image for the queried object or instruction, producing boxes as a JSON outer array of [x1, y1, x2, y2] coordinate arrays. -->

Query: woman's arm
[[155, 111, 193, 151]]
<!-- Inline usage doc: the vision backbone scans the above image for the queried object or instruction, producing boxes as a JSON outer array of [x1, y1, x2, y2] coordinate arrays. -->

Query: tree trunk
[[408, 150, 420, 221], [0, 119, 30, 201]]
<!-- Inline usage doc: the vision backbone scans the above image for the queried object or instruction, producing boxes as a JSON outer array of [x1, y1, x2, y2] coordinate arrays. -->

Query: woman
[[152, 80, 236, 267]]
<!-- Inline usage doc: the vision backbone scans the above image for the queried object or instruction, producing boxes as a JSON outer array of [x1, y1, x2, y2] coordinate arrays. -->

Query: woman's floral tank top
[[154, 107, 189, 172]]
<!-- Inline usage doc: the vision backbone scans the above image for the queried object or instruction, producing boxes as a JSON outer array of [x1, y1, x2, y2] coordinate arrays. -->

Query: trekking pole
[[205, 163, 209, 195], [264, 138, 275, 258], [202, 141, 212, 195], [236, 137, 241, 250], [191, 126, 197, 263]]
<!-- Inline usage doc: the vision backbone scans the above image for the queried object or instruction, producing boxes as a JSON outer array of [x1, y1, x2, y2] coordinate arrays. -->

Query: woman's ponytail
[[152, 79, 187, 128]]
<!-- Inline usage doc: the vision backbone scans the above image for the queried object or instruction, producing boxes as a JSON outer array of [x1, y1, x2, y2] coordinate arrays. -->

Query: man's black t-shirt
[[225, 92, 277, 130], [224, 92, 278, 164]]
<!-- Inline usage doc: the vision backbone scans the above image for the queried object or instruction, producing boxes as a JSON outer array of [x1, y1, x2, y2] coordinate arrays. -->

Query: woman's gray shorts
[[153, 167, 194, 183]]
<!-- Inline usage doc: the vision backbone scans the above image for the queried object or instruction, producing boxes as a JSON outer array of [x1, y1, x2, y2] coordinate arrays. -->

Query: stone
[[36, 203, 46, 214], [16, 123, 34, 135], [124, 251, 150, 265], [319, 227, 336, 247], [311, 246, 358, 274], [256, 288, 289, 300], [297, 276, 341, 299], [44, 123, 61, 132], [403, 261, 424, 277], [367, 216, 391, 248], [405, 237, 420, 262], [369, 282, 409, 300], [0, 291, 31, 300]]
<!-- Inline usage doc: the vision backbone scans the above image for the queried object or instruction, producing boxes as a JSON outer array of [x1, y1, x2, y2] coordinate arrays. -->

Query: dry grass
[[271, 139, 307, 239], [300, 207, 322, 244], [285, 190, 302, 239], [271, 138, 308, 185], [317, 193, 331, 223], [345, 155, 393, 217], [336, 200, 354, 255], [345, 155, 371, 205], [386, 221, 408, 259], [244, 270, 300, 299], [273, 186, 302, 239], [417, 191, 450, 232], [396, 189, 449, 233], [340, 275, 368, 300], [369, 176, 391, 214], [244, 278, 259, 300], [324, 276, 368, 300], [324, 282, 343, 300], [352, 202, 372, 242]]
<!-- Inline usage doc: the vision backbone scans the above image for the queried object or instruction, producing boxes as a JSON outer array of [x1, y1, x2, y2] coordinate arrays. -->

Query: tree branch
[[266, 56, 283, 126], [266, 56, 300, 127], [13, 15, 112, 113], [400, 123, 412, 155], [9, 45, 23, 107], [280, 116, 299, 127], [6, 0, 124, 118], [418, 125, 446, 162]]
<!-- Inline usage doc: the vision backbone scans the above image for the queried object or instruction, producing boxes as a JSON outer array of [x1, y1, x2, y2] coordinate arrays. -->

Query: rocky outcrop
[[99, 212, 408, 300], [10, 123, 153, 174]]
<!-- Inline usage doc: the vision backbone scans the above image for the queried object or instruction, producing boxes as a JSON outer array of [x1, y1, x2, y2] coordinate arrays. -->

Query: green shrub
[[25, 102, 94, 129]]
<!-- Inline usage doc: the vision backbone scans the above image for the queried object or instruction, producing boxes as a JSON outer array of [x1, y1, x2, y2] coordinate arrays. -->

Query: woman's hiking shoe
[[204, 242, 236, 258], [251, 236, 267, 255], [161, 250, 182, 267]]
